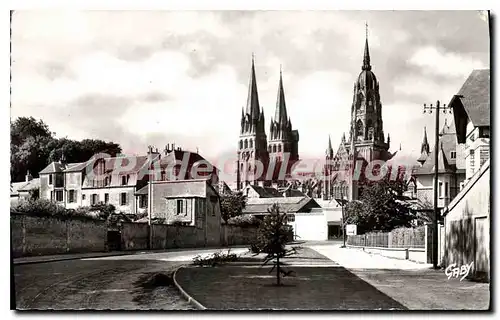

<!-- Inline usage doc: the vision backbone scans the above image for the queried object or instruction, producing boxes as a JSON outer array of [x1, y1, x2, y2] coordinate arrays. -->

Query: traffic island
[[174, 247, 407, 310]]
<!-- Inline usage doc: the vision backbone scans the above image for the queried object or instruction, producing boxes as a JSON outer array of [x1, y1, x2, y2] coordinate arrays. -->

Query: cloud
[[408, 46, 487, 78], [10, 10, 490, 166]]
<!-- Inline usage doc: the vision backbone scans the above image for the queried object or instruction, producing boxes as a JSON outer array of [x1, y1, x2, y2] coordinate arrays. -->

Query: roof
[[135, 179, 213, 198], [243, 196, 320, 215], [454, 69, 490, 126], [246, 185, 282, 198], [415, 121, 460, 175], [64, 162, 87, 172], [39, 162, 67, 174], [105, 155, 149, 174], [11, 178, 40, 195]]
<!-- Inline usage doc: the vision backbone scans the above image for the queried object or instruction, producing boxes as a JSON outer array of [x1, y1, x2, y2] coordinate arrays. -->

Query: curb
[[12, 251, 139, 266], [173, 266, 207, 310]]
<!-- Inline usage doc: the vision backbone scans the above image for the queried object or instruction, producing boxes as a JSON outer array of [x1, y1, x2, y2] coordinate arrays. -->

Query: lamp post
[[423, 100, 452, 269]]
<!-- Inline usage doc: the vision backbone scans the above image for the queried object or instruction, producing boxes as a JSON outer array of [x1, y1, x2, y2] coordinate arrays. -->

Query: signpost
[[346, 224, 357, 236]]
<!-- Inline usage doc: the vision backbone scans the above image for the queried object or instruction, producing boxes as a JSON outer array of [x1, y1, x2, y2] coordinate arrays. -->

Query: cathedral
[[236, 58, 300, 190], [323, 30, 395, 201]]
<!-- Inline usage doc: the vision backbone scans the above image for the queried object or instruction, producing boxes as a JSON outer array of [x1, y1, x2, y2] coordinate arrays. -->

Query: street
[[13, 248, 247, 310], [12, 244, 490, 310]]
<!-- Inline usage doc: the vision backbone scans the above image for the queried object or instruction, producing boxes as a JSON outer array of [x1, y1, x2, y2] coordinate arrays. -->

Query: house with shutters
[[38, 144, 220, 217]]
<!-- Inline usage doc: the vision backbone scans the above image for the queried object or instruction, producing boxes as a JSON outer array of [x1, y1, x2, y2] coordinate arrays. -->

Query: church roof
[[274, 68, 288, 125], [245, 56, 261, 120]]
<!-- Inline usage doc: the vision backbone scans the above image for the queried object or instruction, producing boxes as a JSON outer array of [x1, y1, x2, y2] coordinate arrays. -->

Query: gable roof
[[450, 69, 490, 143], [11, 178, 40, 195], [455, 69, 490, 126], [243, 196, 320, 215], [39, 162, 66, 174]]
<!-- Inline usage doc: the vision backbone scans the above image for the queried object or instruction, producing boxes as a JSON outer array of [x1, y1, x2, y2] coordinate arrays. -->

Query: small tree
[[220, 191, 247, 223], [253, 203, 300, 286]]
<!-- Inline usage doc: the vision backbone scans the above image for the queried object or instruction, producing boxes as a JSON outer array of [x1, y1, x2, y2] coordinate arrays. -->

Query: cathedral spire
[[421, 126, 430, 154], [362, 22, 371, 71], [274, 66, 288, 125], [245, 54, 260, 120], [327, 135, 333, 158]]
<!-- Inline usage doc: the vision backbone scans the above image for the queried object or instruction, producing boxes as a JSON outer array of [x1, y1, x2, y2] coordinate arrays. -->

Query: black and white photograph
[[9, 8, 491, 311]]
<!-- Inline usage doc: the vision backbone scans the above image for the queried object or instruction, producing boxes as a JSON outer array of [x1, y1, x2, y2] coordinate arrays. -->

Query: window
[[470, 149, 475, 168], [140, 195, 148, 209], [105, 177, 109, 186], [438, 182, 443, 198], [210, 196, 218, 216], [82, 194, 86, 200], [104, 193, 109, 204], [244, 140, 248, 149], [451, 151, 456, 159], [273, 145, 277, 153], [239, 140, 243, 149], [249, 139, 253, 148], [444, 182, 449, 198], [287, 214, 295, 222], [49, 174, 53, 185], [91, 194, 98, 205], [356, 119, 364, 139], [121, 175, 127, 186], [68, 190, 75, 203], [176, 199, 185, 215], [55, 190, 63, 202], [120, 193, 127, 206], [278, 145, 282, 152]]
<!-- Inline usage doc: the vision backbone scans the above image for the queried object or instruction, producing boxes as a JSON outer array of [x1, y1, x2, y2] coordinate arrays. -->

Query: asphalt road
[[13, 248, 248, 310]]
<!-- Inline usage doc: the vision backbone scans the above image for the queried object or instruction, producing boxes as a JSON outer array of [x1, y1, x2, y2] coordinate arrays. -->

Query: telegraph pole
[[423, 100, 452, 269]]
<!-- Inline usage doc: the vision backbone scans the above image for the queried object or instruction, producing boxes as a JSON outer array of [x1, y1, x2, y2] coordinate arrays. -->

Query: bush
[[10, 198, 103, 221], [192, 249, 238, 267], [226, 214, 261, 227]]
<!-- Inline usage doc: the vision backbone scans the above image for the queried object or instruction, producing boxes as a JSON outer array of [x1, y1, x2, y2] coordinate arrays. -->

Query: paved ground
[[13, 247, 248, 310], [175, 247, 407, 310], [309, 244, 491, 310]]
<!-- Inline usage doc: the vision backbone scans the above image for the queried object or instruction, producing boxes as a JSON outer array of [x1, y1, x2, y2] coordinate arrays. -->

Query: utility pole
[[423, 100, 452, 269]]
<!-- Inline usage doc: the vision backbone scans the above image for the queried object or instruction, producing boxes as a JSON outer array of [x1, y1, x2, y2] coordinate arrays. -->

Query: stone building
[[38, 144, 219, 217], [10, 171, 40, 205], [147, 179, 222, 242], [236, 59, 299, 190], [323, 31, 394, 201]]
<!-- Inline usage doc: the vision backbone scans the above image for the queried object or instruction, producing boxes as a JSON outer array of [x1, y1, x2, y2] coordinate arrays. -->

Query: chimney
[[25, 170, 33, 182]]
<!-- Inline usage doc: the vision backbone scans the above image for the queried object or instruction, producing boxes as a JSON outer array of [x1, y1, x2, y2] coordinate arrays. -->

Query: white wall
[[293, 212, 327, 241]]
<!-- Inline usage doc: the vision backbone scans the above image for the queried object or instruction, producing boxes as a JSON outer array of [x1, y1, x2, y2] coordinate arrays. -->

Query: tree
[[345, 180, 415, 233], [220, 191, 247, 223], [252, 204, 300, 286], [10, 116, 122, 182]]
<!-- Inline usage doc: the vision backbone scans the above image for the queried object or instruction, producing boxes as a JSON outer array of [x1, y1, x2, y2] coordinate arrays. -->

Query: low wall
[[349, 245, 427, 263], [120, 222, 209, 250], [11, 214, 107, 257], [221, 225, 260, 246]]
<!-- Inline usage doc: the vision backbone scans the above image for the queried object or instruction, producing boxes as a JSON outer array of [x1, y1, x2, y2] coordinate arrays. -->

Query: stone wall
[[11, 214, 107, 257], [221, 225, 260, 246]]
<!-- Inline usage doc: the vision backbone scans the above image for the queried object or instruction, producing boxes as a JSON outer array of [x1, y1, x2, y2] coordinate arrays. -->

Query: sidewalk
[[12, 245, 250, 265], [307, 244, 490, 310], [308, 244, 432, 270]]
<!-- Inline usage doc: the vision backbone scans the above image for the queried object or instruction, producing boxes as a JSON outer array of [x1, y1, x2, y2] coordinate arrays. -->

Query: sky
[[10, 10, 490, 164]]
